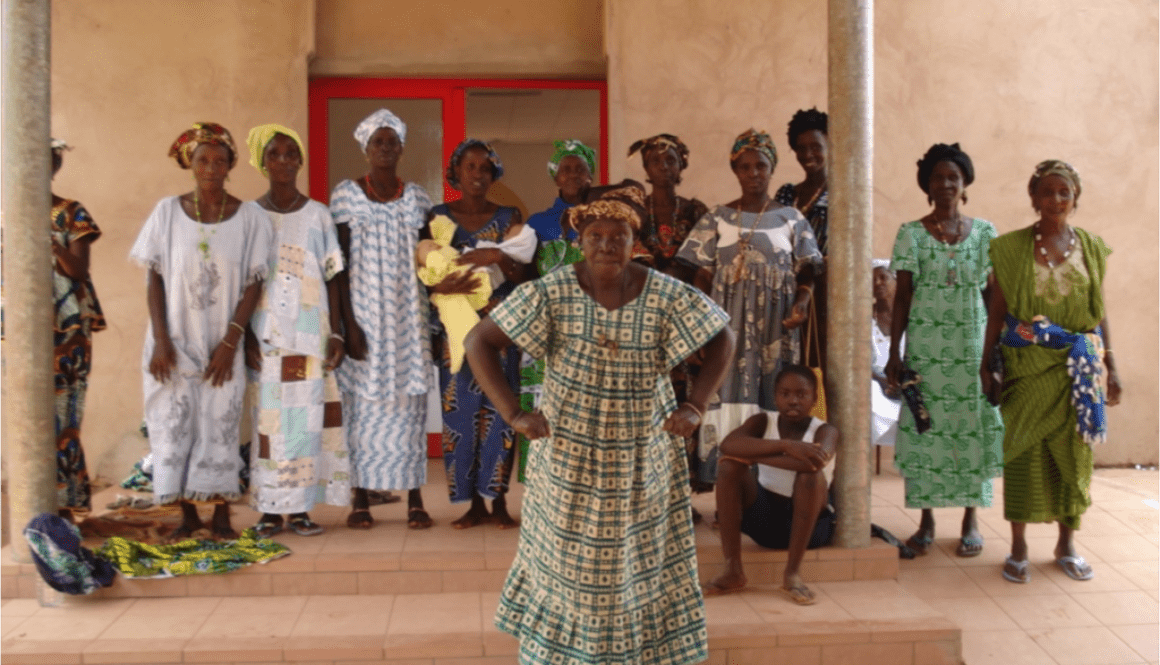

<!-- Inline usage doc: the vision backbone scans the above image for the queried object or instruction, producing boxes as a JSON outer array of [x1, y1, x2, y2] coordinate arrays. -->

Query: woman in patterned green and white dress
[[464, 192, 735, 665], [885, 143, 1005, 559]]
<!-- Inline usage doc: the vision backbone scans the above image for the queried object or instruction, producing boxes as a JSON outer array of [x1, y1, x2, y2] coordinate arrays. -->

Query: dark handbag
[[899, 368, 931, 433]]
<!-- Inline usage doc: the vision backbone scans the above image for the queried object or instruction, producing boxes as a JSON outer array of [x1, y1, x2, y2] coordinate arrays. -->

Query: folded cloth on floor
[[25, 513, 117, 594], [95, 528, 290, 578]]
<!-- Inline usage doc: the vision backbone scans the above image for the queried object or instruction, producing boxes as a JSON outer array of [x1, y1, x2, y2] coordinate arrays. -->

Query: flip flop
[[288, 516, 324, 537], [346, 509, 374, 530], [701, 581, 746, 597], [905, 532, 934, 556], [253, 518, 284, 538], [777, 583, 817, 606], [1002, 556, 1030, 584], [1056, 554, 1094, 581], [956, 535, 984, 558]]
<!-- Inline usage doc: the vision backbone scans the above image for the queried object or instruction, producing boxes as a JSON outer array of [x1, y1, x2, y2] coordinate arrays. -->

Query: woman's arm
[[1100, 316, 1121, 406], [783, 264, 815, 329], [465, 317, 550, 439], [719, 413, 835, 471], [884, 270, 914, 388], [335, 224, 367, 361], [324, 277, 346, 371], [203, 281, 262, 387], [979, 275, 1008, 406], [663, 326, 736, 437], [147, 270, 177, 383], [52, 235, 93, 281]]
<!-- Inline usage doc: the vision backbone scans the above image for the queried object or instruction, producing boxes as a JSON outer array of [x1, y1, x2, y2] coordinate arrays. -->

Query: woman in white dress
[[130, 123, 273, 540], [330, 109, 438, 530], [871, 259, 902, 448], [243, 124, 351, 537]]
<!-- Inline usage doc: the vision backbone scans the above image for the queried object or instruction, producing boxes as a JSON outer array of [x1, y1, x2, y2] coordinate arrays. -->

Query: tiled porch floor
[[2, 459, 1156, 664]]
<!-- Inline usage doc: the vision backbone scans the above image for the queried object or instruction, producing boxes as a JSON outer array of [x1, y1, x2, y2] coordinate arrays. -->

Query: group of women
[[36, 100, 1115, 664]]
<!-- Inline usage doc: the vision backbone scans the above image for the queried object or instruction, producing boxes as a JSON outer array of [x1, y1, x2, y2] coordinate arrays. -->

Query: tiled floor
[[1, 460, 1156, 664], [865, 460, 1158, 665]]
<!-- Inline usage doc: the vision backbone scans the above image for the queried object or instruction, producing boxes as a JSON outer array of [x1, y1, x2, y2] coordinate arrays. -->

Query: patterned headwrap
[[627, 133, 690, 171], [168, 122, 238, 170], [246, 124, 306, 177], [547, 139, 597, 177], [563, 184, 645, 235], [916, 142, 974, 194], [353, 108, 407, 151], [1028, 159, 1082, 204], [730, 128, 778, 170], [446, 138, 504, 189]]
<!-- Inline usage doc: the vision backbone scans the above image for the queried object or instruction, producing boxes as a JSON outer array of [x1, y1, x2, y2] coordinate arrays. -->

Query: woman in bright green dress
[[981, 160, 1120, 584], [885, 143, 1005, 559]]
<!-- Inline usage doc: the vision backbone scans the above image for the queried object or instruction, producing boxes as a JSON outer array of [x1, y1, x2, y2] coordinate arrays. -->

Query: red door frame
[[307, 78, 609, 204]]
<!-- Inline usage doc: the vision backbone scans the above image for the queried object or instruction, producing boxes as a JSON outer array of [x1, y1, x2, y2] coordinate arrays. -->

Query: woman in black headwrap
[[884, 142, 1004, 558]]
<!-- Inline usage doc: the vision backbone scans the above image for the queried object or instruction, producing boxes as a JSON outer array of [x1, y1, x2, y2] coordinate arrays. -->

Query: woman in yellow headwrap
[[241, 124, 352, 538]]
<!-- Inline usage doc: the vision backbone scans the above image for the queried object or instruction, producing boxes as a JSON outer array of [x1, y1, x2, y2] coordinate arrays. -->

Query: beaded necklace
[[793, 183, 824, 215], [264, 192, 303, 213], [194, 190, 226, 261], [926, 214, 965, 286], [1033, 222, 1076, 269], [365, 174, 402, 203]]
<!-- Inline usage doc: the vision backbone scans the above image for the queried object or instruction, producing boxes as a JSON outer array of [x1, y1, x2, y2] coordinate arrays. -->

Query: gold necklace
[[365, 174, 402, 202], [729, 196, 772, 284], [794, 183, 824, 215], [195, 190, 226, 261]]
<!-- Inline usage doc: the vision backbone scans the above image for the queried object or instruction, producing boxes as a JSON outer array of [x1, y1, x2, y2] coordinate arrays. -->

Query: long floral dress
[[675, 204, 823, 483], [52, 199, 106, 510], [991, 227, 1110, 529], [889, 219, 1004, 508], [247, 200, 351, 514], [429, 203, 522, 502], [490, 266, 729, 665], [330, 179, 433, 491]]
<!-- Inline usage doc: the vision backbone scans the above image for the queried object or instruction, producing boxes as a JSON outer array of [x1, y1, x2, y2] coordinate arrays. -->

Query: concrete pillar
[[3, 0, 55, 563], [827, 0, 874, 548]]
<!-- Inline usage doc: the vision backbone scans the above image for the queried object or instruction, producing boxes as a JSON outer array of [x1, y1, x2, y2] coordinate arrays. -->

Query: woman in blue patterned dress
[[464, 192, 735, 665], [331, 109, 435, 530], [429, 139, 533, 529]]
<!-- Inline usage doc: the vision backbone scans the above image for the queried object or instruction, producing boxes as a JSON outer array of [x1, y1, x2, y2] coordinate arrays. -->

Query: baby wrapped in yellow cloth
[[417, 215, 493, 373]]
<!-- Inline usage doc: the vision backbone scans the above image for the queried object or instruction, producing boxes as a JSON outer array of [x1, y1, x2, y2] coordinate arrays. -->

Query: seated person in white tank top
[[702, 365, 839, 605]]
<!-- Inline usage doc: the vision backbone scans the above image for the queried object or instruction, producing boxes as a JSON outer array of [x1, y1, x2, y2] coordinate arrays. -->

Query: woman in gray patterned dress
[[464, 193, 735, 665], [675, 129, 824, 484]]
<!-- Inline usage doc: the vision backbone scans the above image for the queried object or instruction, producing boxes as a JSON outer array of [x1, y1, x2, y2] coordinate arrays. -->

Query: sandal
[[288, 516, 324, 537], [1002, 556, 1031, 584], [777, 583, 817, 606], [905, 532, 935, 556], [407, 507, 434, 530], [701, 580, 746, 597], [1056, 554, 1094, 581], [956, 535, 984, 558], [346, 509, 374, 530], [253, 518, 284, 538]]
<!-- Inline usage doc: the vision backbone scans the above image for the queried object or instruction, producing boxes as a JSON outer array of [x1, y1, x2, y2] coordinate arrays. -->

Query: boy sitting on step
[[703, 365, 839, 605]]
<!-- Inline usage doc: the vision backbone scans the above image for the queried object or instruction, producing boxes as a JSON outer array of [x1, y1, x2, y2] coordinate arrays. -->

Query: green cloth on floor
[[95, 528, 290, 578]]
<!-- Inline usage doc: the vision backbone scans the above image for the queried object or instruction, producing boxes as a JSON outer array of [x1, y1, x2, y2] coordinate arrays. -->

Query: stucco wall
[[43, 0, 315, 481], [607, 0, 1158, 464], [312, 0, 605, 77]]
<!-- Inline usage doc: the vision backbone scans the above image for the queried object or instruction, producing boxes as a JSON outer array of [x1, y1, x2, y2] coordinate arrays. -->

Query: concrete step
[[1, 583, 961, 665]]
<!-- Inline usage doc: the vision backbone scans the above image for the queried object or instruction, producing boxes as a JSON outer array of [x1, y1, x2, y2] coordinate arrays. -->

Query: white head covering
[[354, 108, 407, 151], [872, 258, 894, 274]]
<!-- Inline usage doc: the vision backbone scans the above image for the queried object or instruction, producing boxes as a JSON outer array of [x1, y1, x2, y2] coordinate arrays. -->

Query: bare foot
[[491, 503, 519, 530], [702, 570, 747, 596], [452, 505, 489, 529], [210, 503, 236, 540]]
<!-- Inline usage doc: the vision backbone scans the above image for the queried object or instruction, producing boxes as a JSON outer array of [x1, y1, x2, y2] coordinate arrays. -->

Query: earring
[[961, 191, 968, 204]]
